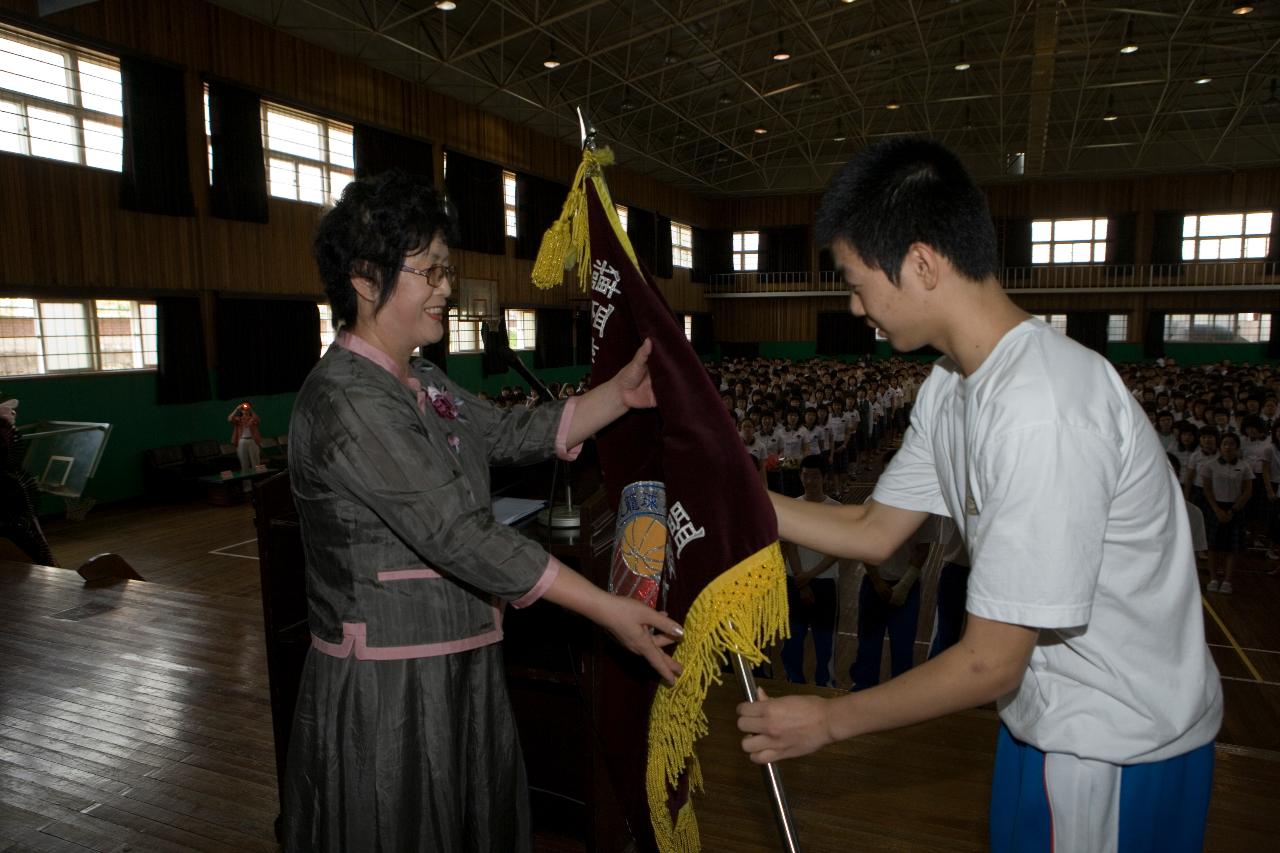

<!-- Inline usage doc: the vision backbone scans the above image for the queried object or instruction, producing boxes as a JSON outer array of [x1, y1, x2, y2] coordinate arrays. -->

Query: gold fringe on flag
[[647, 543, 788, 853], [531, 147, 637, 290]]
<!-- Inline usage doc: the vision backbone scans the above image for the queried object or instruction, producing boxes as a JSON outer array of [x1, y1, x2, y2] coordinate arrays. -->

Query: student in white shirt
[[1202, 432, 1251, 594], [738, 137, 1220, 853]]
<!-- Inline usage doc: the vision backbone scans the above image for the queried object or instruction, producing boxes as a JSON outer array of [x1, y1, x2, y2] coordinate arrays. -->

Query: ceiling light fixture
[[434, 0, 456, 9], [833, 135, 847, 142], [718, 92, 732, 105], [886, 101, 901, 110], [1119, 19, 1138, 53], [954, 60, 971, 71], [754, 127, 768, 134], [1103, 111, 1118, 121], [1233, 5, 1254, 15], [772, 45, 791, 61], [1196, 75, 1212, 85], [542, 48, 560, 69]]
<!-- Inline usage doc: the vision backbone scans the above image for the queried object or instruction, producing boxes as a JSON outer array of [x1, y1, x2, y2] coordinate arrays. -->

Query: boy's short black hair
[[815, 136, 998, 285], [1199, 425, 1220, 439], [800, 454, 828, 473]]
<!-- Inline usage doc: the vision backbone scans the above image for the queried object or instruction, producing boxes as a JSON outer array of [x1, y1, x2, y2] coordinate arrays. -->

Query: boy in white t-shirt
[[738, 137, 1221, 853]]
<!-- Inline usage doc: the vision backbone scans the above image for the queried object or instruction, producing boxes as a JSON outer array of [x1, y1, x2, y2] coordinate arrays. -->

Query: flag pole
[[732, 652, 803, 853]]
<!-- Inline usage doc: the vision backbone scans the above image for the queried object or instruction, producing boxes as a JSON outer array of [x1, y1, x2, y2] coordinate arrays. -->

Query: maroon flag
[[534, 151, 787, 852]]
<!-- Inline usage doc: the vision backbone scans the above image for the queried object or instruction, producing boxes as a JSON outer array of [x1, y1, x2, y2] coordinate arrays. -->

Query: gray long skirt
[[282, 643, 531, 853]]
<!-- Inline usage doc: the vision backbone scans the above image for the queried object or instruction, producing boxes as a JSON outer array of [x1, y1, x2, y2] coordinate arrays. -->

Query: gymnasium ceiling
[[207, 0, 1280, 195]]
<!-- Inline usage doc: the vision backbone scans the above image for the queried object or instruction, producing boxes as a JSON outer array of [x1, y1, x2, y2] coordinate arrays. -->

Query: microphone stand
[[481, 321, 580, 528]]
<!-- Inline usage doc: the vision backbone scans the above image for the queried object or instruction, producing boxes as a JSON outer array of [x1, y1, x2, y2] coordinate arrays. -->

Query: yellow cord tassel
[[647, 542, 789, 852], [531, 147, 637, 290]]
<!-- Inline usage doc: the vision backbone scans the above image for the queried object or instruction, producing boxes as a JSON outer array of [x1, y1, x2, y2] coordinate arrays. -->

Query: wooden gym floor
[[3, 494, 1276, 852]]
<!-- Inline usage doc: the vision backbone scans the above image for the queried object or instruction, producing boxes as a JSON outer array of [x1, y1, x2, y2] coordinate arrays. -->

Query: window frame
[[504, 308, 536, 352], [732, 231, 760, 271], [1030, 217, 1109, 265], [0, 297, 157, 378], [0, 23, 123, 171], [1163, 313, 1271, 343], [1180, 211, 1272, 262], [258, 98, 354, 206], [615, 204, 629, 231], [503, 170, 517, 238], [672, 221, 693, 269], [1107, 314, 1129, 343]]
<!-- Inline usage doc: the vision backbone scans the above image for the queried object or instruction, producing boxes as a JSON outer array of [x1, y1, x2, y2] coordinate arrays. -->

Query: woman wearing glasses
[[284, 170, 682, 852]]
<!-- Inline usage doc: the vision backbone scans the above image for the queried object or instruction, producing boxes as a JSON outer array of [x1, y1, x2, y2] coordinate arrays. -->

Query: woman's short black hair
[[816, 136, 998, 286], [312, 169, 458, 329]]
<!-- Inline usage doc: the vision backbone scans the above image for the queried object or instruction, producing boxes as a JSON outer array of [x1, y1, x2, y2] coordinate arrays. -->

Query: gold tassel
[[647, 542, 789, 852], [530, 147, 638, 290]]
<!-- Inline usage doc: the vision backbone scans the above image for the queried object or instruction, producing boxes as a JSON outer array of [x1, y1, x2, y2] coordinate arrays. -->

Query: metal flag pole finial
[[577, 106, 597, 151]]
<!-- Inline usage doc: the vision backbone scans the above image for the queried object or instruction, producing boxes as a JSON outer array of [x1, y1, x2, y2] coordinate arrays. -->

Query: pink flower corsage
[[426, 385, 459, 420], [447, 434, 461, 454]]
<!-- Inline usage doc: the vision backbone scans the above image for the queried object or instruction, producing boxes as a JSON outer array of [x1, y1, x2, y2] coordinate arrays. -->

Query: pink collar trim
[[336, 331, 427, 413]]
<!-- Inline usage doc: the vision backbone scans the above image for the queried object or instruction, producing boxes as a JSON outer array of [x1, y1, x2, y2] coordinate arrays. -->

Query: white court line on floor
[[209, 537, 259, 560]]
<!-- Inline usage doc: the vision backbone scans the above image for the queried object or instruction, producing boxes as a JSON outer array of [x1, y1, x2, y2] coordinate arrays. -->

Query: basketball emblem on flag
[[610, 480, 670, 607]]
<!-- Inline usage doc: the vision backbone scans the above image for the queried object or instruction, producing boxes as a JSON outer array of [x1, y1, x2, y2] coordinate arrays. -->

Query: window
[[503, 170, 517, 238], [0, 297, 155, 377], [615, 204, 628, 231], [733, 231, 760, 271], [1108, 314, 1129, 342], [448, 315, 480, 353], [0, 24, 122, 170], [317, 303, 337, 358], [1164, 313, 1271, 343], [505, 308, 536, 351], [260, 99, 353, 204], [672, 221, 693, 269], [683, 314, 693, 342], [1031, 218, 1108, 265], [1181, 211, 1271, 261], [1035, 314, 1069, 334]]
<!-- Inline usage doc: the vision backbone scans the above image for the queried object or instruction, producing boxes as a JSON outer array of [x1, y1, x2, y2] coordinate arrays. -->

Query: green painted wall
[[8, 355, 593, 510], [4, 370, 297, 511]]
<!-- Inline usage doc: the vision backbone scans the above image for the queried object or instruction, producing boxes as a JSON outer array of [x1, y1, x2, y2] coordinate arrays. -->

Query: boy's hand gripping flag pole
[[532, 111, 801, 853]]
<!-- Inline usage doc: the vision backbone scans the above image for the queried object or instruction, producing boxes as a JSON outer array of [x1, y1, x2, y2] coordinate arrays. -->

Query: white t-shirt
[[872, 319, 1221, 764], [787, 495, 843, 580], [778, 427, 804, 459], [1198, 457, 1250, 503], [741, 436, 768, 463]]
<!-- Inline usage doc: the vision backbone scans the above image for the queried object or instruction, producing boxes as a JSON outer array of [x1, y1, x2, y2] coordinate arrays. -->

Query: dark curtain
[[514, 173, 567, 260], [1144, 312, 1166, 359], [1151, 211, 1185, 266], [481, 319, 509, 378], [444, 150, 505, 255], [574, 309, 592, 365], [997, 218, 1032, 280], [654, 214, 674, 278], [535, 308, 574, 369], [1269, 313, 1280, 359], [691, 226, 714, 282], [1066, 312, 1110, 356], [208, 80, 268, 223], [216, 298, 319, 399], [119, 56, 194, 217], [627, 207, 657, 273], [1106, 213, 1137, 276], [155, 297, 211, 404], [354, 124, 433, 181], [816, 312, 856, 355], [763, 226, 808, 273], [691, 313, 713, 356]]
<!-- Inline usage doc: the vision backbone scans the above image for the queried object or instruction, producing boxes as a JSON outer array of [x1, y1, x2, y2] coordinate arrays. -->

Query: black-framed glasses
[[400, 263, 458, 288]]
